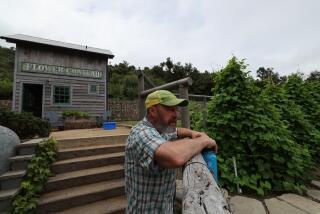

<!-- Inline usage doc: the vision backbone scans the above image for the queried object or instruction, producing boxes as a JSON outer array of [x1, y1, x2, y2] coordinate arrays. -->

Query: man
[[125, 90, 217, 213]]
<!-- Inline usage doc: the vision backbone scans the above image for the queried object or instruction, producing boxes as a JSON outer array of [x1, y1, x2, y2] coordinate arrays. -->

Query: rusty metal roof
[[0, 34, 114, 58]]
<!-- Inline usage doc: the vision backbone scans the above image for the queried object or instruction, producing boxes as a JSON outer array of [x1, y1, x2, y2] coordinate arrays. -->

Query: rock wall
[[108, 99, 139, 121], [0, 100, 12, 111]]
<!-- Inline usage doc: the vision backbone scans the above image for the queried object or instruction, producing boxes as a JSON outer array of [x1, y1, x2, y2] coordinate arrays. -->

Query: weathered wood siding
[[13, 44, 107, 119]]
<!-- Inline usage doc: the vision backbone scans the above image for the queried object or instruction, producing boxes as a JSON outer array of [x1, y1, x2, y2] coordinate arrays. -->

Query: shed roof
[[0, 34, 114, 58]]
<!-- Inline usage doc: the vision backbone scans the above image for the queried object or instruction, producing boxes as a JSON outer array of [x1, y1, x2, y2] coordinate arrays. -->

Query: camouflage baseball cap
[[145, 90, 188, 109]]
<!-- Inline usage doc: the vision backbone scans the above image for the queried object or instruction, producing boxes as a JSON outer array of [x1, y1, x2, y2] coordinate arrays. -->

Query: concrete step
[[0, 170, 26, 190], [277, 193, 320, 214], [52, 195, 126, 214], [0, 188, 19, 212], [44, 164, 124, 192], [306, 189, 320, 202], [311, 180, 320, 190], [58, 144, 125, 160], [265, 198, 307, 214], [51, 152, 125, 174], [15, 138, 44, 155], [9, 154, 34, 171], [57, 135, 128, 150], [37, 179, 125, 213], [230, 195, 266, 214]]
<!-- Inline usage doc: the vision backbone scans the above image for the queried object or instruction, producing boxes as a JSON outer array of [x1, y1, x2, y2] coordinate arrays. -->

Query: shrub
[[0, 79, 13, 99], [62, 109, 89, 118], [0, 109, 51, 139], [262, 81, 320, 163], [206, 57, 312, 195], [11, 138, 57, 213], [189, 101, 206, 130]]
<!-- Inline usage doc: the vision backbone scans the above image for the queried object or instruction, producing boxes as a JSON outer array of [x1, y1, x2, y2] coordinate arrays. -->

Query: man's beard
[[154, 122, 176, 134]]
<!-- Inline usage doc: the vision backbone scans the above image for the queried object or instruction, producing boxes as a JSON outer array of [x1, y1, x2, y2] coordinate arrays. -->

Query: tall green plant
[[262, 81, 320, 162], [285, 74, 320, 130], [206, 57, 311, 195]]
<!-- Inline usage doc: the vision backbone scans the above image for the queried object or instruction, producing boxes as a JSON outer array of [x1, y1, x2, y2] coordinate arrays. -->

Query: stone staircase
[[0, 138, 43, 213], [37, 135, 128, 214]]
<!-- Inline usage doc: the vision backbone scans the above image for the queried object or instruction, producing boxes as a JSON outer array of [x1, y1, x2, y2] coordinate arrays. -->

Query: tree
[[307, 70, 320, 81], [256, 67, 286, 88]]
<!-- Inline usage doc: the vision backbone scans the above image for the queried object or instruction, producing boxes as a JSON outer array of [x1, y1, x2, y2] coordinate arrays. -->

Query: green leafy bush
[[0, 78, 13, 99], [206, 57, 312, 195], [262, 81, 320, 162], [62, 109, 89, 118], [285, 73, 320, 130], [189, 101, 206, 130], [11, 138, 57, 214], [0, 109, 51, 139]]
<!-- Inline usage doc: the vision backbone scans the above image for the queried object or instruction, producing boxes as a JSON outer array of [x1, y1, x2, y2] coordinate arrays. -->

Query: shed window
[[88, 84, 99, 95], [53, 86, 70, 105]]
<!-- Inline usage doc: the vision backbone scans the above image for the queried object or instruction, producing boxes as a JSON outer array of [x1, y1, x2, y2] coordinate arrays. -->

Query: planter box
[[64, 116, 96, 130]]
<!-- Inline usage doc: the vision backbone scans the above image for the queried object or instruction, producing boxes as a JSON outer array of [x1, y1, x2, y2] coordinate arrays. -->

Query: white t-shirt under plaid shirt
[[125, 117, 178, 214]]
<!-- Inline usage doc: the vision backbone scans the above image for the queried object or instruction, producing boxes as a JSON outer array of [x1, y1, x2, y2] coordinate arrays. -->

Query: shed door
[[22, 83, 43, 118]]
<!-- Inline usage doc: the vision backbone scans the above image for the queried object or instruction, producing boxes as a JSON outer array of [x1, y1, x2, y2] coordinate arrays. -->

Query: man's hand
[[199, 132, 218, 153], [190, 130, 202, 139]]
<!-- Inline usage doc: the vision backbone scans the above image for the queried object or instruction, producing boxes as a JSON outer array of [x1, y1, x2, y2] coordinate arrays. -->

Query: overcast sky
[[0, 0, 319, 77]]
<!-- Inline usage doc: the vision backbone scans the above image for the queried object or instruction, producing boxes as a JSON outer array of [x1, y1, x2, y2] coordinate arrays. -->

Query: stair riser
[[111, 210, 125, 214], [58, 135, 128, 150], [44, 169, 124, 192], [18, 147, 36, 156], [0, 178, 22, 190], [311, 181, 320, 190], [51, 156, 125, 174], [0, 198, 11, 213], [38, 186, 125, 213], [10, 161, 28, 171], [58, 146, 125, 160]]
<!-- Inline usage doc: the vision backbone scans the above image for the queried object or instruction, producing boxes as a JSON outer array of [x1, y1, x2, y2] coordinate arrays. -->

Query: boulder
[[0, 125, 20, 174]]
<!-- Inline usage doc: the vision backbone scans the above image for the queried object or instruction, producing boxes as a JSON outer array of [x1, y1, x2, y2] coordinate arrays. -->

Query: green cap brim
[[162, 98, 188, 107]]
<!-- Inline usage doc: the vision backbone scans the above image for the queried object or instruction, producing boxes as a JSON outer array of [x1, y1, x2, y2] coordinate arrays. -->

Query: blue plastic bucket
[[103, 122, 116, 130]]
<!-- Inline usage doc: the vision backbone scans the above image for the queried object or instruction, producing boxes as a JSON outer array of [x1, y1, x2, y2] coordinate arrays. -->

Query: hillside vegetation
[[0, 46, 15, 99]]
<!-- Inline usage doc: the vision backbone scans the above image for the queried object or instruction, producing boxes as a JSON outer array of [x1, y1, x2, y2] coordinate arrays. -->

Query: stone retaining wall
[[108, 99, 139, 121], [0, 99, 206, 122], [0, 100, 12, 111]]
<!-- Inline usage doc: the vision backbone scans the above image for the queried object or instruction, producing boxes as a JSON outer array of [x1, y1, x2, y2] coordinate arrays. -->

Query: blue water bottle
[[202, 149, 218, 182]]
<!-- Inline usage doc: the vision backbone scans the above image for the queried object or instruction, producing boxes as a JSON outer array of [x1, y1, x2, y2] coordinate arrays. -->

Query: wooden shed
[[0, 34, 114, 126]]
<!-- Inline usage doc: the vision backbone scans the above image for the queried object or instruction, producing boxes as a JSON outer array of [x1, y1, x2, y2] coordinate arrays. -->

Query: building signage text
[[21, 62, 103, 79]]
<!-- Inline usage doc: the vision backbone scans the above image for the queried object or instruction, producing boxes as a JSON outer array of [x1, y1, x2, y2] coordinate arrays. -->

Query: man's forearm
[[154, 135, 211, 168]]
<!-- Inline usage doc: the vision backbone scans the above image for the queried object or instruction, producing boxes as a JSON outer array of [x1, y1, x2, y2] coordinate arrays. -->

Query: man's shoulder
[[129, 120, 153, 137]]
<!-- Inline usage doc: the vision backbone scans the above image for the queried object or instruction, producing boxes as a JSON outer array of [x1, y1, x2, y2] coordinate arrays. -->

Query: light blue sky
[[0, 0, 319, 77]]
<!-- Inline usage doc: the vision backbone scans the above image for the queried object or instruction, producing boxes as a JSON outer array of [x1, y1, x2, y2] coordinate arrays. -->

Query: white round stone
[[0, 125, 20, 174]]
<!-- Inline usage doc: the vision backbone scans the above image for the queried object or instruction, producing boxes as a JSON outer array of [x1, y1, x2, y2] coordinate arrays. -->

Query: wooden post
[[179, 84, 190, 128], [140, 77, 192, 97], [183, 154, 231, 214], [203, 97, 207, 129], [138, 73, 145, 120]]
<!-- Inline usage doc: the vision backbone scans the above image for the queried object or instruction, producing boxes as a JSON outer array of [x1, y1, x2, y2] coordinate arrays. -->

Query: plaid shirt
[[125, 117, 178, 214]]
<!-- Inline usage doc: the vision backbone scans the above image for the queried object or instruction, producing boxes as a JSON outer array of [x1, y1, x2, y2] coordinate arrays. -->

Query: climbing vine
[[11, 138, 57, 214]]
